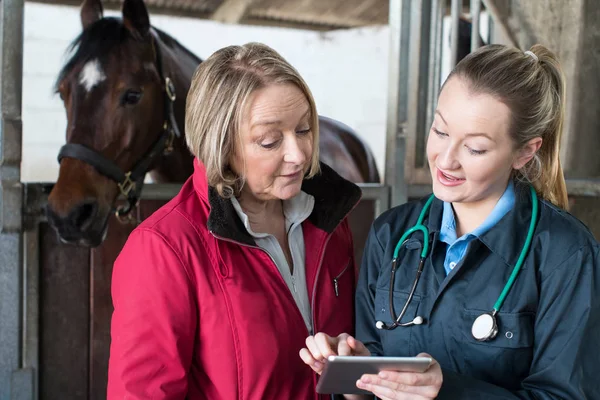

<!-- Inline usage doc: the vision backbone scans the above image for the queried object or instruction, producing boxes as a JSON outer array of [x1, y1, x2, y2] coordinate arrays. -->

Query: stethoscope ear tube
[[376, 315, 424, 330]]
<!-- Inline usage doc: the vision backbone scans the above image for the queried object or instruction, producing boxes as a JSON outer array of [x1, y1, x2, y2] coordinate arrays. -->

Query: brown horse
[[46, 0, 380, 248]]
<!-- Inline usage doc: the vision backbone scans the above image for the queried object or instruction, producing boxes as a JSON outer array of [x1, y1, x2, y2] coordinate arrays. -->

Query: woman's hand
[[299, 332, 371, 375], [356, 353, 443, 399]]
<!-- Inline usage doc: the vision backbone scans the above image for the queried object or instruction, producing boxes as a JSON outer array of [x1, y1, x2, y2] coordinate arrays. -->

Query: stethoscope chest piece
[[471, 312, 498, 341]]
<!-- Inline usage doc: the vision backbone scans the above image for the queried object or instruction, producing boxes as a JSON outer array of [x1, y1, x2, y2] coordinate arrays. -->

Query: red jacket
[[107, 160, 361, 399]]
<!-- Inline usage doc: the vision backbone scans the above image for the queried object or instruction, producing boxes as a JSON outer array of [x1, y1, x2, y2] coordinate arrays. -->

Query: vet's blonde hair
[[449, 44, 568, 209]]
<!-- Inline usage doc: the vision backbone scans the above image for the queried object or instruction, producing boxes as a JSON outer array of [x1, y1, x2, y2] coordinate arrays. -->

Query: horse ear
[[80, 0, 103, 29], [122, 0, 151, 39]]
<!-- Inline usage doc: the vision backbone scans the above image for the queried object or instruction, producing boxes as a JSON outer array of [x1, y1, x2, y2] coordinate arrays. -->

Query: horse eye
[[56, 86, 66, 101], [121, 89, 143, 106]]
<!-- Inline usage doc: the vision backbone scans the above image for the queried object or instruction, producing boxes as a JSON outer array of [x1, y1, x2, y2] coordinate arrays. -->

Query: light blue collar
[[439, 180, 515, 246]]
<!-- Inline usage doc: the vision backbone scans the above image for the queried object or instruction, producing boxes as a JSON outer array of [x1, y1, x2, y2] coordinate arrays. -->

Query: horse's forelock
[[55, 17, 131, 91]]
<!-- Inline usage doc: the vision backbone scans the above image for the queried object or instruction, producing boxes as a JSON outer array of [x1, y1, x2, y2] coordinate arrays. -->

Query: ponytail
[[526, 44, 568, 210]]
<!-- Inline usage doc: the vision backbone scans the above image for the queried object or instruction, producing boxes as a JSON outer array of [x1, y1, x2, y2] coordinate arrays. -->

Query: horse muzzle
[[46, 199, 110, 247]]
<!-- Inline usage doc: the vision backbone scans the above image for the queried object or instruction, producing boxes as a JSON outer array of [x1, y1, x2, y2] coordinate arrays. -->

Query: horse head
[[46, 0, 195, 246]]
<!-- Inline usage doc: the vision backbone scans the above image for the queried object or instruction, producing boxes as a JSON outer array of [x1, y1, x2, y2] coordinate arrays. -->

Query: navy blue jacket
[[356, 185, 600, 399]]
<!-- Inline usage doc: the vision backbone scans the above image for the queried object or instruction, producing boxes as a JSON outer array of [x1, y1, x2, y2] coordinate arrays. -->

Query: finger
[[347, 336, 371, 356], [364, 382, 430, 400], [338, 338, 352, 356], [379, 369, 440, 388], [357, 376, 431, 400], [299, 347, 320, 365], [305, 336, 325, 362], [314, 332, 337, 359], [359, 372, 439, 398], [299, 348, 324, 374], [306, 336, 324, 362], [376, 355, 442, 390]]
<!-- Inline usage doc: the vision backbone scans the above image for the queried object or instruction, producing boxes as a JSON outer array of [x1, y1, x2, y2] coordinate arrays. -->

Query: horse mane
[[54, 17, 202, 91], [153, 28, 202, 65]]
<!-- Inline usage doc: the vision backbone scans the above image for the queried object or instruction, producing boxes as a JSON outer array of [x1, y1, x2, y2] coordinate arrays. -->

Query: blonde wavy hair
[[185, 42, 320, 198], [449, 44, 568, 209]]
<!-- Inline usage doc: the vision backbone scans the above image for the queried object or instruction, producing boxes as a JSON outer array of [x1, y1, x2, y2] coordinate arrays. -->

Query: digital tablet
[[316, 355, 433, 395]]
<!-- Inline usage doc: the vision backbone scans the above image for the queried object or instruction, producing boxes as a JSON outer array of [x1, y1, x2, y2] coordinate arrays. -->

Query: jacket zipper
[[310, 234, 333, 333], [310, 197, 362, 332], [209, 231, 309, 335], [332, 262, 351, 297]]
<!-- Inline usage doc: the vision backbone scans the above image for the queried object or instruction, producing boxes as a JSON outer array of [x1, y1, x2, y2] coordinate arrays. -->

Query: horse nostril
[[69, 200, 98, 231], [45, 204, 61, 228]]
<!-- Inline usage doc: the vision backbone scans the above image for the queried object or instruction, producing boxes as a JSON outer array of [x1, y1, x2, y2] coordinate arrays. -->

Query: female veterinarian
[[301, 44, 600, 399]]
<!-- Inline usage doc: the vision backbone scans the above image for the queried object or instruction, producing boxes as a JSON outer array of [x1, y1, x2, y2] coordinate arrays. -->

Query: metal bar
[[405, 0, 422, 174], [140, 183, 392, 202], [385, 0, 411, 207], [449, 0, 461, 68], [10, 369, 33, 400], [480, 0, 518, 48], [0, 234, 23, 400], [414, 0, 433, 169], [408, 184, 433, 200], [24, 178, 600, 210], [470, 0, 481, 52], [355, 183, 391, 217], [566, 179, 600, 197], [23, 183, 392, 221], [400, 0, 436, 185], [22, 227, 39, 400], [426, 0, 443, 130], [0, 0, 26, 398], [377, 188, 390, 217], [139, 183, 392, 205], [422, 0, 442, 175]]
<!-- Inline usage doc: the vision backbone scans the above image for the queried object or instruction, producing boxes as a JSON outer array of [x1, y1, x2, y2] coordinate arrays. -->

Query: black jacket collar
[[206, 162, 362, 246]]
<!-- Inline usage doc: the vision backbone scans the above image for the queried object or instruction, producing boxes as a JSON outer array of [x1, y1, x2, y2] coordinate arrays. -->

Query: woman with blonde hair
[[301, 44, 600, 399], [107, 42, 361, 399]]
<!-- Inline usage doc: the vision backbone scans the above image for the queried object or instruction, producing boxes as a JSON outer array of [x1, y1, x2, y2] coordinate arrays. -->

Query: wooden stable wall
[[39, 200, 165, 400], [37, 198, 375, 400]]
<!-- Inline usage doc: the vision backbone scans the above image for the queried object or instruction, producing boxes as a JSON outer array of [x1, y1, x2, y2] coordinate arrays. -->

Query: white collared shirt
[[231, 191, 315, 334]]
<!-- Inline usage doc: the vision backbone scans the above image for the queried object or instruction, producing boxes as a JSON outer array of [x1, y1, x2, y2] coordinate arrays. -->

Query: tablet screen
[[316, 355, 433, 395]]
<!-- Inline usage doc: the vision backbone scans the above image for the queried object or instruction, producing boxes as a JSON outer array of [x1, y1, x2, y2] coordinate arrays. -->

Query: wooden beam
[[211, 0, 253, 24]]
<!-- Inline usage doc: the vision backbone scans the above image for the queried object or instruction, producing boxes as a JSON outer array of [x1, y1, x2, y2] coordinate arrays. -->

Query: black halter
[[57, 32, 181, 222]]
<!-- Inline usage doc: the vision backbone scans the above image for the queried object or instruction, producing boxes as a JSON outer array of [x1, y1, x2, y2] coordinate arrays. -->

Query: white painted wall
[[21, 2, 390, 182]]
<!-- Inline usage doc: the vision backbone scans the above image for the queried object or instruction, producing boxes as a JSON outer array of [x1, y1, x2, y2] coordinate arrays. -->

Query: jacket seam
[[541, 244, 600, 283], [140, 189, 196, 230], [372, 224, 386, 254], [134, 227, 196, 289], [174, 207, 245, 399]]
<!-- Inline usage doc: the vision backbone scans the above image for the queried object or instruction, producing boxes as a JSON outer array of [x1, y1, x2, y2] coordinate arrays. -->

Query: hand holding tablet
[[316, 355, 433, 395], [300, 333, 441, 398], [300, 333, 371, 375]]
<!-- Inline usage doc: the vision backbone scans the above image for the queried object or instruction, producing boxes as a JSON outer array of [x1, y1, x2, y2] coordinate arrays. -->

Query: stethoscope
[[376, 185, 538, 342]]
